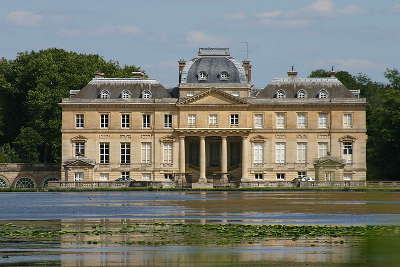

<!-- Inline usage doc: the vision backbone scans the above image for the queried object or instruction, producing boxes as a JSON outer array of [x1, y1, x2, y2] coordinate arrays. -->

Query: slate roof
[[72, 78, 171, 99], [257, 77, 355, 99]]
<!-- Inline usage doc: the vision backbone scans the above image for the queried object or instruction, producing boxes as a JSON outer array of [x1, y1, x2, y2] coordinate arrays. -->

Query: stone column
[[199, 136, 207, 183], [221, 136, 228, 183], [179, 136, 186, 174], [242, 136, 249, 181]]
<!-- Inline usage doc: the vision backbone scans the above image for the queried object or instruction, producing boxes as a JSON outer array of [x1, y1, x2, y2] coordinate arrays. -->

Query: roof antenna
[[241, 41, 249, 60]]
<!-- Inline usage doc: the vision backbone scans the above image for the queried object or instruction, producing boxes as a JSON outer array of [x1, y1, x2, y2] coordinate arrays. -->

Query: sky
[[0, 0, 399, 88]]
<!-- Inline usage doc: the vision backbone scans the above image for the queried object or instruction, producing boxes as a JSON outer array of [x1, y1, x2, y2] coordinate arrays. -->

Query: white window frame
[[208, 114, 217, 126], [318, 89, 329, 99], [220, 71, 229, 81], [318, 113, 328, 129], [253, 143, 264, 164], [188, 114, 196, 126], [276, 173, 285, 180], [142, 114, 151, 129], [141, 142, 152, 164], [74, 172, 84, 181], [100, 173, 109, 181], [164, 173, 173, 180], [276, 113, 285, 129], [343, 142, 353, 164], [142, 90, 152, 99], [198, 71, 208, 81], [343, 113, 353, 129], [254, 114, 264, 129], [99, 142, 110, 164], [100, 90, 110, 99], [74, 142, 85, 158], [121, 171, 130, 179], [230, 114, 239, 126], [297, 89, 307, 99], [298, 171, 307, 179], [121, 114, 130, 129], [255, 173, 264, 180], [297, 113, 307, 129], [75, 114, 84, 128], [163, 143, 173, 164], [142, 173, 151, 180], [276, 90, 286, 99], [318, 142, 328, 158], [343, 173, 352, 181], [164, 114, 173, 128], [121, 90, 130, 99], [100, 114, 109, 129], [296, 142, 307, 164], [275, 142, 286, 164], [120, 142, 131, 165]]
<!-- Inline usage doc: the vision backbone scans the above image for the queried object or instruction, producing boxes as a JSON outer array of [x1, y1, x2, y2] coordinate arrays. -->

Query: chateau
[[59, 48, 366, 188]]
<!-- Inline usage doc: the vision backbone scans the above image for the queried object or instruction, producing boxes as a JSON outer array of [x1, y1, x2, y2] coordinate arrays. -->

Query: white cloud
[[186, 31, 226, 46], [255, 11, 283, 19], [6, 11, 43, 26], [305, 0, 334, 15]]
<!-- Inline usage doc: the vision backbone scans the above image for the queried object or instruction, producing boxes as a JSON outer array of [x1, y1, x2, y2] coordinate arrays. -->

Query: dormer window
[[142, 90, 152, 99], [100, 90, 110, 99], [219, 71, 229, 81], [276, 90, 286, 99], [121, 90, 131, 99], [198, 71, 208, 81], [297, 89, 307, 99], [318, 89, 329, 99]]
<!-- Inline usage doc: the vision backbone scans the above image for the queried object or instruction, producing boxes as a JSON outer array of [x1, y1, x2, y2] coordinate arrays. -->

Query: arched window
[[297, 89, 307, 99], [318, 89, 329, 99], [0, 176, 8, 188], [43, 177, 59, 188], [198, 71, 208, 81], [15, 177, 35, 188], [142, 90, 152, 99], [121, 90, 131, 99], [276, 90, 286, 99], [100, 90, 110, 99], [219, 71, 229, 81]]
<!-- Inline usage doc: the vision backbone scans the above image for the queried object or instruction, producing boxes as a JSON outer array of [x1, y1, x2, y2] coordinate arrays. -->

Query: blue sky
[[1, 0, 399, 88]]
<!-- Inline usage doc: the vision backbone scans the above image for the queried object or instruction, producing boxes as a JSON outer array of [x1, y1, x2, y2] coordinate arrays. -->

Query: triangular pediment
[[178, 89, 248, 105]]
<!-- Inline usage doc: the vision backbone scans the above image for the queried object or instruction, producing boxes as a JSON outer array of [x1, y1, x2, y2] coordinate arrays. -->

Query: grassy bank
[[1, 187, 400, 192]]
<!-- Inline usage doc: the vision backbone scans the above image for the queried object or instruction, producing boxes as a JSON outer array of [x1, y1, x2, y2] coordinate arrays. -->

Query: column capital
[[221, 136, 228, 139], [179, 136, 186, 140], [200, 136, 206, 140], [242, 135, 248, 140]]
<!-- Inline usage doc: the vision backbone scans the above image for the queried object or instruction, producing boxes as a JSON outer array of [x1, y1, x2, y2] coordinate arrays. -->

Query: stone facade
[[59, 48, 367, 187], [0, 164, 60, 188]]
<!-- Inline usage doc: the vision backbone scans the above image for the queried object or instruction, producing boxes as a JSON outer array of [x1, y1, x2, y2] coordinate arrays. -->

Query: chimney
[[330, 66, 336, 78], [178, 59, 186, 84], [94, 72, 105, 78], [287, 66, 298, 78], [132, 72, 145, 79], [242, 60, 252, 82]]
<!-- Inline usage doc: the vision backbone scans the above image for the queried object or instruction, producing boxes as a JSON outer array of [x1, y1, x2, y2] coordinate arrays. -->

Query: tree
[[385, 69, 400, 89], [13, 127, 43, 163]]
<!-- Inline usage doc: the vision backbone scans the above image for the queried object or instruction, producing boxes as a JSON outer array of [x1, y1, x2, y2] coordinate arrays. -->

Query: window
[[141, 142, 152, 164], [343, 114, 353, 129], [100, 90, 110, 99], [186, 92, 194, 97], [164, 174, 173, 180], [142, 173, 151, 180], [276, 90, 286, 98], [142, 114, 151, 129], [254, 114, 263, 129], [297, 89, 307, 99], [208, 114, 217, 126], [120, 142, 131, 164], [219, 71, 229, 81], [198, 71, 208, 81], [255, 173, 264, 180], [142, 90, 152, 99], [75, 114, 84, 128], [276, 173, 285, 180], [275, 143, 286, 164], [188, 114, 196, 126], [121, 172, 130, 179], [318, 142, 328, 158], [163, 143, 173, 164], [253, 143, 264, 164], [100, 173, 109, 181], [121, 114, 130, 128], [298, 171, 307, 178], [276, 113, 285, 129], [230, 114, 239, 126], [296, 142, 307, 163], [100, 114, 109, 128], [318, 113, 328, 129], [343, 142, 353, 164], [99, 142, 110, 164], [297, 113, 307, 129], [121, 90, 130, 99], [343, 173, 352, 181], [164, 114, 173, 128], [74, 142, 85, 158], [74, 172, 84, 181], [319, 89, 328, 99]]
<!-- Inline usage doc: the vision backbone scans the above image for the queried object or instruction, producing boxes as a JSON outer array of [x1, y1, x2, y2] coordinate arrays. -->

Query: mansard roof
[[257, 77, 355, 99], [178, 88, 248, 105], [72, 78, 171, 99]]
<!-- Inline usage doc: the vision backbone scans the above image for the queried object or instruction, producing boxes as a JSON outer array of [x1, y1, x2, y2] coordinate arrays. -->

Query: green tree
[[0, 143, 20, 163], [13, 127, 43, 163]]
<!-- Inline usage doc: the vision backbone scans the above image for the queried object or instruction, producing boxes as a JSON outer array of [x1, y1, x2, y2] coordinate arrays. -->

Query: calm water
[[1, 191, 400, 266]]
